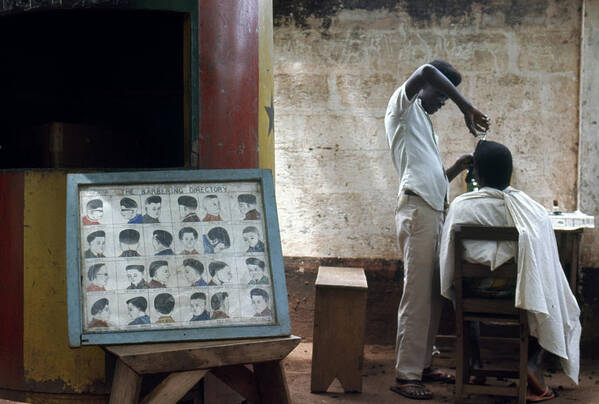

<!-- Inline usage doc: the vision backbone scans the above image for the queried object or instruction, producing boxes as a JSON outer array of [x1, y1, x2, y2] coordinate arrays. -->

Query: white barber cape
[[440, 186, 581, 384]]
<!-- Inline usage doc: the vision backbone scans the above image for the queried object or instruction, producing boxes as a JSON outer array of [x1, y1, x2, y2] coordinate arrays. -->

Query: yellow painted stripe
[[23, 171, 105, 394], [258, 0, 275, 172]]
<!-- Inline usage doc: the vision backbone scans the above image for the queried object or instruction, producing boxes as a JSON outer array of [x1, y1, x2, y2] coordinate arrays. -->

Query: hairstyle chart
[[79, 181, 275, 333]]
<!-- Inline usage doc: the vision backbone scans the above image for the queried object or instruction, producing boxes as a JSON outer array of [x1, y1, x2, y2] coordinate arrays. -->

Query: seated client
[[439, 140, 581, 400]]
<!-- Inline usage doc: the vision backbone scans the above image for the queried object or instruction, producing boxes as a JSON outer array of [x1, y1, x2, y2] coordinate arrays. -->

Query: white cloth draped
[[440, 187, 581, 383]]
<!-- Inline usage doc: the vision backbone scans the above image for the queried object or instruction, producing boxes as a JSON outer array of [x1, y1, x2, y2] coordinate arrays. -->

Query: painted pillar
[[197, 0, 275, 171]]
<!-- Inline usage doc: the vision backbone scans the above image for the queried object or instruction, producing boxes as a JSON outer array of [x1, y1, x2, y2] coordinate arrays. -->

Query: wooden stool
[[105, 335, 300, 404], [311, 266, 368, 393]]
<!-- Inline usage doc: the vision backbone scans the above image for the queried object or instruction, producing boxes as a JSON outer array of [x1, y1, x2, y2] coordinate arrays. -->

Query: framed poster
[[66, 169, 290, 346]]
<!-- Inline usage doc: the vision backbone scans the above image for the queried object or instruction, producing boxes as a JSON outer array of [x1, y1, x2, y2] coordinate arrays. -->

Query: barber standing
[[385, 60, 489, 400]]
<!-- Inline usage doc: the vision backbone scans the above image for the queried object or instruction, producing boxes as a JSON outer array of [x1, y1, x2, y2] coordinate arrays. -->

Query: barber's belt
[[404, 189, 449, 210]]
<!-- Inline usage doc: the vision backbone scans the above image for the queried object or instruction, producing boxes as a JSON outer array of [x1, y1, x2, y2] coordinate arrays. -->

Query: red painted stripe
[[198, 0, 259, 169], [0, 172, 24, 389]]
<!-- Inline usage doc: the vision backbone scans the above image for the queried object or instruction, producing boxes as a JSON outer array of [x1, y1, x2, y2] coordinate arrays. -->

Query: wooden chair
[[453, 224, 528, 404]]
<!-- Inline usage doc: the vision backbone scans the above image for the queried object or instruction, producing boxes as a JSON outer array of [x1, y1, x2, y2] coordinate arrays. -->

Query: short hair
[[237, 194, 257, 205], [120, 197, 138, 209], [87, 263, 106, 281], [178, 195, 198, 209], [203, 194, 218, 203], [119, 229, 140, 244], [87, 230, 105, 244], [208, 261, 228, 277], [91, 298, 109, 315], [250, 288, 269, 302], [242, 226, 260, 236], [245, 257, 265, 269], [145, 195, 162, 205], [126, 296, 147, 312], [183, 258, 204, 275], [87, 199, 103, 210], [191, 292, 206, 301], [473, 140, 513, 190], [211, 292, 228, 310], [149, 260, 168, 277], [153, 230, 173, 247], [207, 227, 230, 247], [126, 264, 144, 274], [429, 59, 462, 86], [154, 293, 175, 315], [179, 227, 198, 240]]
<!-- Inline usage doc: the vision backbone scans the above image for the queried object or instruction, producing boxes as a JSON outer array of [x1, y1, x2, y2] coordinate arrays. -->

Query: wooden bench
[[106, 335, 300, 404], [311, 266, 368, 393]]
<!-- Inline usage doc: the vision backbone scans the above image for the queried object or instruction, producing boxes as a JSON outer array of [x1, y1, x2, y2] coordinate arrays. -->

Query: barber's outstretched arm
[[404, 64, 490, 136], [446, 153, 473, 183]]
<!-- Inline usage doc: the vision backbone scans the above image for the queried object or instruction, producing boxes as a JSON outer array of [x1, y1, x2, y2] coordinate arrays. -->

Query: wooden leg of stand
[[254, 361, 290, 404], [109, 359, 142, 404], [141, 369, 207, 404], [211, 365, 260, 403]]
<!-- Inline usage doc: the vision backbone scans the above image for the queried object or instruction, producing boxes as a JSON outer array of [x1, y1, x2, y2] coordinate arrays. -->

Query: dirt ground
[[284, 343, 599, 404]]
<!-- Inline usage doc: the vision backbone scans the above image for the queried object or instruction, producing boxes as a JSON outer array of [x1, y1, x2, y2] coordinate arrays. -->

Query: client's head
[[473, 140, 513, 190]]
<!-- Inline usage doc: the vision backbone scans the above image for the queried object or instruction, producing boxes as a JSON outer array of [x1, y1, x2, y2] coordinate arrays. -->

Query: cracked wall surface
[[274, 0, 584, 260]]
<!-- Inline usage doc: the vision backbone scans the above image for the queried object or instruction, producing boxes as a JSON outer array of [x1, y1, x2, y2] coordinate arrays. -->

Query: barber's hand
[[455, 153, 473, 172], [463, 106, 490, 137]]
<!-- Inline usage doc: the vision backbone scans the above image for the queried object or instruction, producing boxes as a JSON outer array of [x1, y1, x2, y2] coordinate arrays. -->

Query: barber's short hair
[[87, 199, 103, 210], [250, 288, 269, 302], [119, 229, 140, 244], [473, 140, 513, 190], [153, 230, 173, 247], [91, 298, 109, 315], [179, 227, 198, 240], [126, 296, 147, 312], [145, 195, 162, 205], [208, 261, 228, 277], [87, 263, 106, 281], [184, 258, 204, 275], [237, 194, 257, 205], [191, 292, 206, 301], [120, 197, 138, 209], [154, 293, 175, 315], [245, 257, 265, 269], [178, 195, 197, 209], [211, 292, 228, 310], [126, 264, 144, 274], [149, 260, 168, 278], [429, 59, 462, 86], [87, 230, 105, 244]]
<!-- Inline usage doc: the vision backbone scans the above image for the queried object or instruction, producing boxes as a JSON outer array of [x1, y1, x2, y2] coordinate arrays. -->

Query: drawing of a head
[[119, 197, 138, 220], [145, 196, 162, 219], [86, 199, 104, 221], [183, 258, 204, 284], [126, 264, 144, 285], [179, 227, 198, 250], [242, 226, 260, 248], [91, 298, 110, 321], [207, 227, 230, 252], [149, 260, 169, 284], [126, 296, 147, 319], [87, 231, 106, 255], [211, 292, 229, 313], [88, 263, 108, 287], [250, 288, 269, 314], [246, 258, 266, 282], [190, 292, 207, 315], [178, 195, 197, 218], [209, 261, 233, 284], [203, 195, 220, 216]]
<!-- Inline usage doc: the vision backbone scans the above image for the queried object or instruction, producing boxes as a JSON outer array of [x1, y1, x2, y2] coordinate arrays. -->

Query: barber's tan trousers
[[394, 193, 445, 380]]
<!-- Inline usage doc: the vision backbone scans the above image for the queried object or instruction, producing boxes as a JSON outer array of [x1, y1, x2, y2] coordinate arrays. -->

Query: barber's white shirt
[[385, 83, 448, 211]]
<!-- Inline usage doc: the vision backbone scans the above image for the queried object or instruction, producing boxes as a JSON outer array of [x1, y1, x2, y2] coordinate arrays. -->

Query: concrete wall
[[273, 0, 583, 260]]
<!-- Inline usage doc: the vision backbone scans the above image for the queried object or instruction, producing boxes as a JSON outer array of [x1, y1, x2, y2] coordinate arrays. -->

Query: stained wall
[[273, 0, 583, 260]]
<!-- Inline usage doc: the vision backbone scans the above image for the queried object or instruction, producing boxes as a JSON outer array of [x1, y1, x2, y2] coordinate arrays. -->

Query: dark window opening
[[0, 9, 186, 169]]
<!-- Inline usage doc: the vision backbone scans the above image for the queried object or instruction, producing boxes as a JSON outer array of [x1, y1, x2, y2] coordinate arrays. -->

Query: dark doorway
[[0, 9, 186, 169]]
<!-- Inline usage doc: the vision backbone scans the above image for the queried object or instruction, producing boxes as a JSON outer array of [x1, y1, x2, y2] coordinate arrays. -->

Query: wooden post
[[109, 359, 142, 404], [254, 360, 291, 404]]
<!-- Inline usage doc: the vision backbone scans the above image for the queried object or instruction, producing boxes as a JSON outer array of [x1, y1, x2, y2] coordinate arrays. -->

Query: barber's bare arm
[[446, 154, 473, 183], [404, 64, 490, 136]]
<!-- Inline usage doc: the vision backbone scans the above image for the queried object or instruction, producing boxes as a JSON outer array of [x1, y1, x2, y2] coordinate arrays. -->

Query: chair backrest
[[453, 224, 519, 316]]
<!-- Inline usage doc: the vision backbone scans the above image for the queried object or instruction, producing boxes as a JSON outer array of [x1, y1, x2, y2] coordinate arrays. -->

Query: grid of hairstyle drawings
[[79, 181, 276, 333]]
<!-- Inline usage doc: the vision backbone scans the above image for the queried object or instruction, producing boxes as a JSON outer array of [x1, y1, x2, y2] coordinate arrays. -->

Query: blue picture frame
[[66, 169, 290, 346]]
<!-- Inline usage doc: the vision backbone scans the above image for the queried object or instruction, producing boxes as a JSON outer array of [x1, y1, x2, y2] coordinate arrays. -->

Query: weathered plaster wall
[[579, 0, 599, 267], [274, 0, 582, 260]]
